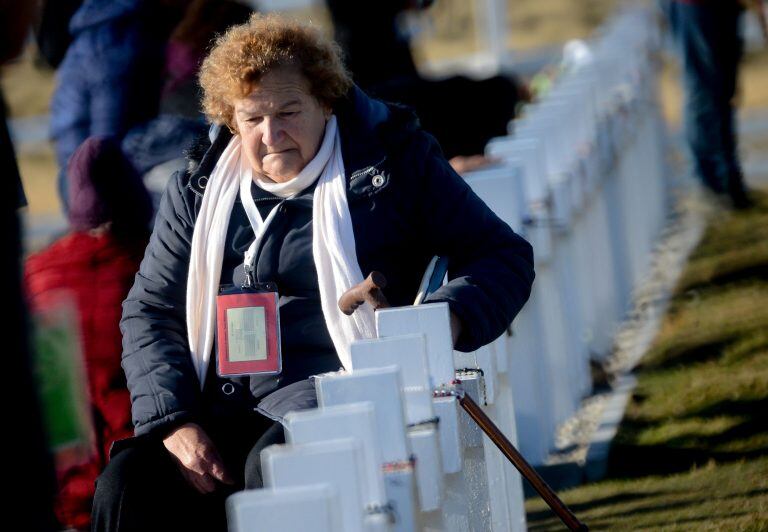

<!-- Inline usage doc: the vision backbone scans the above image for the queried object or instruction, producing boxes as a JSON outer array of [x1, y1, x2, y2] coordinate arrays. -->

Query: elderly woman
[[92, 13, 534, 531]]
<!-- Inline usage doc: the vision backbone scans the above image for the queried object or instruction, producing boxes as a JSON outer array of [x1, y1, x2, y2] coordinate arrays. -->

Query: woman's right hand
[[163, 422, 235, 493]]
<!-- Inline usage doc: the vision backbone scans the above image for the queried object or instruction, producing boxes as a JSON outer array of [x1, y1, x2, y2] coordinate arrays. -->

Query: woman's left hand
[[163, 422, 236, 494]]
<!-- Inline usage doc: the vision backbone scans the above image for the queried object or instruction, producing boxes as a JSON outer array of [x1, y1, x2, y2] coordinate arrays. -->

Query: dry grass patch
[[527, 457, 768, 531]]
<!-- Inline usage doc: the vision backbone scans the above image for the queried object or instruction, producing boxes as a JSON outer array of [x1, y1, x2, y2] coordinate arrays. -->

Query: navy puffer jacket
[[119, 86, 534, 439], [50, 0, 165, 172]]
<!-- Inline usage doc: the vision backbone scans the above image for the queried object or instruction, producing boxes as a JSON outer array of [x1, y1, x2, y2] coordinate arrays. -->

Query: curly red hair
[[199, 13, 352, 132]]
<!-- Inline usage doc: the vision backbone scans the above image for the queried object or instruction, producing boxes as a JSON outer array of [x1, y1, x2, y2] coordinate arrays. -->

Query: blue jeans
[[663, 0, 746, 197]]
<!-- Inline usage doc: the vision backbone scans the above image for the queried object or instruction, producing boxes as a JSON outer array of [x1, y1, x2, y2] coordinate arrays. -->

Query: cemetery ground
[[526, 190, 768, 531]]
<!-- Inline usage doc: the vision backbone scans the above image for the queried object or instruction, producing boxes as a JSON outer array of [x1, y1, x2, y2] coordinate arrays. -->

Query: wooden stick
[[457, 390, 588, 531]]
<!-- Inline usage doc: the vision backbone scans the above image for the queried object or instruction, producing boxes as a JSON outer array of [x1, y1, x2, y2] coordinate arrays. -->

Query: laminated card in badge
[[216, 287, 281, 376]]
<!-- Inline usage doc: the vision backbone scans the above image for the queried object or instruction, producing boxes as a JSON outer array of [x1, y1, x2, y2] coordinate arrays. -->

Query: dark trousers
[[663, 0, 747, 198], [91, 414, 284, 532]]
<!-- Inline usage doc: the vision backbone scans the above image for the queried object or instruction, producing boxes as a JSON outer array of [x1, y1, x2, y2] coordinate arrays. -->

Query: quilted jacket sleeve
[[417, 131, 536, 352], [119, 171, 202, 437]]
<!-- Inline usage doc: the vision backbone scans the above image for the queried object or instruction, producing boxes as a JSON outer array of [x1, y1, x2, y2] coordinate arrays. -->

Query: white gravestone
[[408, 425, 443, 512], [349, 335, 445, 513], [226, 484, 341, 532], [350, 335, 434, 425], [365, 308, 467, 483], [284, 402, 387, 506], [316, 367, 409, 463], [432, 395, 462, 474], [375, 303, 455, 388], [261, 439, 370, 532], [316, 367, 417, 532]]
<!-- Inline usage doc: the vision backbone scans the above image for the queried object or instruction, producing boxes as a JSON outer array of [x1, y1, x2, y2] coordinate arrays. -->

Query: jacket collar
[[335, 85, 389, 175], [188, 85, 418, 200]]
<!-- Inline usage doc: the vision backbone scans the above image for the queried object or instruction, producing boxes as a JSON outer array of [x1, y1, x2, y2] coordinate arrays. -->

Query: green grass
[[526, 191, 768, 530], [527, 458, 768, 531]]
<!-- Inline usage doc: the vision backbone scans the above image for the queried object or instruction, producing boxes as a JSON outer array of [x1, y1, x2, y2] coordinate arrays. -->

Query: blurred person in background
[[158, 0, 254, 120], [661, 0, 768, 209], [49, 0, 189, 214], [121, 0, 253, 211], [326, 0, 529, 173], [24, 137, 153, 531], [1, 0, 59, 529]]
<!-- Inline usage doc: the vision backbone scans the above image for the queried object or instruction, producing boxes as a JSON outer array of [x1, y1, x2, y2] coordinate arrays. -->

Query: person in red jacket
[[24, 136, 153, 530]]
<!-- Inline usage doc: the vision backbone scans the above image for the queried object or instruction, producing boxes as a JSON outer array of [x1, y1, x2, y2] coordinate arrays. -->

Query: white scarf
[[186, 116, 376, 389]]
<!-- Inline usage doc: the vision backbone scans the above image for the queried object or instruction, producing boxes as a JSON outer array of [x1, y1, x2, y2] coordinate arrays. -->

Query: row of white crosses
[[229, 302, 520, 531], [228, 5, 668, 532], [472, 5, 668, 465]]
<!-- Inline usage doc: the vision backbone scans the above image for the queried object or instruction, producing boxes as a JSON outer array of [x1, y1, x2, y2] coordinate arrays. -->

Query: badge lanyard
[[239, 167, 283, 287], [213, 169, 286, 377]]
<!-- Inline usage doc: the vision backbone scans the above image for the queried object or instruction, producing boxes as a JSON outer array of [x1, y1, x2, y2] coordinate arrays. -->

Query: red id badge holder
[[216, 281, 282, 377]]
